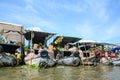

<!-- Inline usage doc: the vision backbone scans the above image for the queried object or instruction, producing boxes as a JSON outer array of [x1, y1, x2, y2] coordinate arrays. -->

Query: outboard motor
[[39, 50, 50, 69], [38, 50, 56, 69], [39, 61, 48, 69]]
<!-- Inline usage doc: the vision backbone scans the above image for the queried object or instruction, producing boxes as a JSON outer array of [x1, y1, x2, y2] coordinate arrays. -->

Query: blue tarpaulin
[[110, 46, 120, 53]]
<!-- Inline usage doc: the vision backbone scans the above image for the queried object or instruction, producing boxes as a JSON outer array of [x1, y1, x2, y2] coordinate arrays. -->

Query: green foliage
[[24, 46, 28, 51], [104, 47, 110, 51], [58, 47, 64, 51], [89, 45, 103, 51], [0, 36, 4, 43], [0, 38, 2, 43], [30, 64, 39, 69], [16, 64, 38, 69]]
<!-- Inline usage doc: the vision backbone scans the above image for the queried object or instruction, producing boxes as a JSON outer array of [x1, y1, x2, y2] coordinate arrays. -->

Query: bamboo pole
[[30, 17, 34, 65]]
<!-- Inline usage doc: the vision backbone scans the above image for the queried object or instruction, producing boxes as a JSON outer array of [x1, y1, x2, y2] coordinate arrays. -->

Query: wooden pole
[[30, 17, 34, 65]]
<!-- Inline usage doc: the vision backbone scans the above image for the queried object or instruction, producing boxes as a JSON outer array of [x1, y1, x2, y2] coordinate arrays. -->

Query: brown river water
[[0, 65, 120, 80]]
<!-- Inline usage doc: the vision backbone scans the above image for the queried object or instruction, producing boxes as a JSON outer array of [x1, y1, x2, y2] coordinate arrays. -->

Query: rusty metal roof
[[0, 22, 25, 44]]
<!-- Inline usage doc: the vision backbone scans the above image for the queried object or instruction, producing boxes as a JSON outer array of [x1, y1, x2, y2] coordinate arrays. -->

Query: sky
[[0, 0, 120, 44]]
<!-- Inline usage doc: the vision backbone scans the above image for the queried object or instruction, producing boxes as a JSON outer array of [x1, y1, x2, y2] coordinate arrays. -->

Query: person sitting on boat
[[53, 44, 62, 60], [36, 43, 50, 59], [47, 44, 55, 61], [64, 43, 73, 51], [37, 43, 44, 56], [64, 44, 69, 51], [24, 49, 35, 65], [100, 51, 109, 63]]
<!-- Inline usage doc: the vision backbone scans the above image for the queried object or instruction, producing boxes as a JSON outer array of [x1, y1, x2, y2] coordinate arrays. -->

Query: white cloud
[[84, 0, 109, 21], [74, 18, 120, 43], [77, 26, 93, 37], [25, 4, 38, 14], [1, 0, 120, 44], [104, 20, 120, 40], [60, 2, 83, 13], [23, 0, 109, 22], [28, 26, 42, 31], [75, 23, 98, 39]]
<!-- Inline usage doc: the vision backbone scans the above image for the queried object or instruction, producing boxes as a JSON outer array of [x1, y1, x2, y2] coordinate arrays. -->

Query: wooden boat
[[57, 56, 80, 66]]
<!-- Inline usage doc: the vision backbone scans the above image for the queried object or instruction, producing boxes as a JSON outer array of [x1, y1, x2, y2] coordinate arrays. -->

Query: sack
[[109, 52, 115, 57]]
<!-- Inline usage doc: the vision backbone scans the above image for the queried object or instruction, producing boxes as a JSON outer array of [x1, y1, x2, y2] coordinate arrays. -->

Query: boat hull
[[57, 57, 80, 66], [0, 52, 17, 67]]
